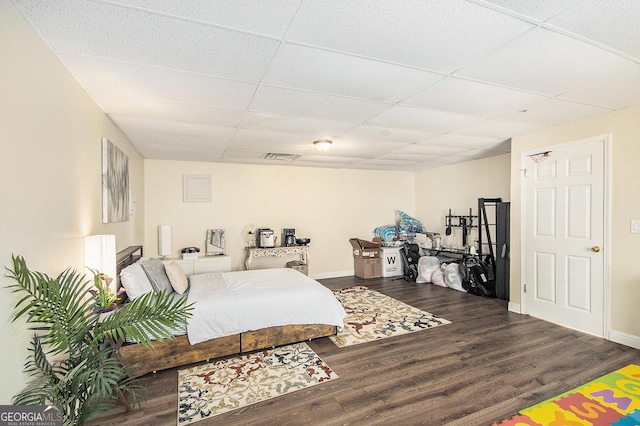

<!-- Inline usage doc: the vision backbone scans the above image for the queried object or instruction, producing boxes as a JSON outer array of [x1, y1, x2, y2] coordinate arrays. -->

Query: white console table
[[165, 255, 231, 275], [245, 246, 309, 270]]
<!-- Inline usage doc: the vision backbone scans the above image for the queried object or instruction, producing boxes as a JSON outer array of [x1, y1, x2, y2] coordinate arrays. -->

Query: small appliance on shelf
[[181, 246, 200, 260], [257, 228, 275, 248], [282, 228, 296, 246]]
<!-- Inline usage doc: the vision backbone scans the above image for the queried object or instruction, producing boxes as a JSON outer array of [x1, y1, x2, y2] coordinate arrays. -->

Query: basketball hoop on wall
[[529, 151, 551, 164]]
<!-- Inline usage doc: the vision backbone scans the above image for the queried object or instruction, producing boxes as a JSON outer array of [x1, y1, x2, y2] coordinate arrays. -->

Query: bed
[[114, 246, 346, 376]]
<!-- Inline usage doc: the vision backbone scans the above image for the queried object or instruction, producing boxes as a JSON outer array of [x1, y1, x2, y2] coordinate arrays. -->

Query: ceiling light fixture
[[313, 139, 332, 151]]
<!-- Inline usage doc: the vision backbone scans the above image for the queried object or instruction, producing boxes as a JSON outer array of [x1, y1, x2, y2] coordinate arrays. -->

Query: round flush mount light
[[313, 139, 332, 151]]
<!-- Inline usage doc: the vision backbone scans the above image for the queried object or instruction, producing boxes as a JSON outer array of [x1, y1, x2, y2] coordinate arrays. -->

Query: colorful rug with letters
[[177, 342, 338, 425], [330, 286, 451, 348], [493, 364, 640, 426]]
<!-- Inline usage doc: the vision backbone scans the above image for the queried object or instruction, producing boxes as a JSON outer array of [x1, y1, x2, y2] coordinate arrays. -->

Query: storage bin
[[381, 247, 402, 277]]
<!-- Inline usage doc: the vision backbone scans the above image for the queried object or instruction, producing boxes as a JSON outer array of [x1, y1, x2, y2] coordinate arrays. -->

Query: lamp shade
[[158, 224, 172, 258], [84, 234, 117, 291]]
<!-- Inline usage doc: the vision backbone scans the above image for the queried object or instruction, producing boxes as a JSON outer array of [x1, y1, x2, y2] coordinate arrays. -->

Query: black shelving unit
[[478, 198, 510, 300]]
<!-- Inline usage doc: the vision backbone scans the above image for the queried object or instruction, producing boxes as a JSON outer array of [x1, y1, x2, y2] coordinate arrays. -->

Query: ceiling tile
[[295, 155, 357, 164], [112, 115, 236, 143], [555, 67, 640, 110], [95, 93, 245, 127], [107, 0, 301, 38], [144, 151, 223, 161], [419, 134, 504, 150], [226, 140, 311, 156], [221, 150, 267, 161], [341, 125, 437, 145], [13, 0, 279, 82], [263, 43, 444, 103], [286, 0, 534, 73], [479, 0, 580, 21], [497, 98, 612, 127], [60, 54, 258, 110], [232, 128, 315, 146], [453, 119, 543, 139], [456, 27, 638, 96], [239, 112, 356, 134], [547, 0, 640, 60], [353, 158, 418, 168], [250, 86, 391, 123], [332, 138, 412, 154], [401, 77, 548, 117], [378, 151, 440, 162], [129, 131, 228, 160], [366, 106, 482, 133], [398, 144, 467, 156]]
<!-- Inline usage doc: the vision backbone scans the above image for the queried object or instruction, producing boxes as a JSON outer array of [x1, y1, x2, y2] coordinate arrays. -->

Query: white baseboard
[[609, 329, 640, 350], [310, 270, 353, 280], [508, 302, 521, 314]]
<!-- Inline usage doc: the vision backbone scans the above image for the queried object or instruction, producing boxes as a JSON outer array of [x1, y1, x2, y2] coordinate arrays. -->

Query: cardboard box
[[381, 247, 403, 277], [286, 260, 308, 276], [349, 238, 381, 258], [354, 257, 382, 279]]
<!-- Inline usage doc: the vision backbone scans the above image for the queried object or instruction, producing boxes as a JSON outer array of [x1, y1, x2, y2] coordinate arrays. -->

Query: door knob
[[591, 246, 601, 253]]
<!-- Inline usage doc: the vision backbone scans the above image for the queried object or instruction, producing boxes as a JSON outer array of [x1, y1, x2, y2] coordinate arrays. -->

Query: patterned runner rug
[[330, 286, 451, 348], [177, 342, 338, 425], [493, 364, 640, 425]]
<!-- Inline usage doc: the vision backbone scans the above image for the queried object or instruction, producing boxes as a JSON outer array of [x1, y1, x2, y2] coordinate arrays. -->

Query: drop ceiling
[[11, 0, 640, 171]]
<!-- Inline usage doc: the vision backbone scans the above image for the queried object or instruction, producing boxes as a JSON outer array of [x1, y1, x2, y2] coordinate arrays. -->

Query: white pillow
[[120, 262, 155, 300], [165, 262, 189, 295]]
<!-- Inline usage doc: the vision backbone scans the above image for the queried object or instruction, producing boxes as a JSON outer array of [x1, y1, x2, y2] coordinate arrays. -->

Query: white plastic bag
[[444, 263, 466, 292], [431, 266, 446, 287], [416, 256, 441, 284]]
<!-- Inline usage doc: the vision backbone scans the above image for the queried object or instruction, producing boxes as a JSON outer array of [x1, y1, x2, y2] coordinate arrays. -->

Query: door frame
[[519, 133, 612, 338]]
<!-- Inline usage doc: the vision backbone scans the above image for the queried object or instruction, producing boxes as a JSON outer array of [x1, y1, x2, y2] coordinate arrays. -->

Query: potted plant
[[5, 255, 193, 425], [87, 270, 122, 313]]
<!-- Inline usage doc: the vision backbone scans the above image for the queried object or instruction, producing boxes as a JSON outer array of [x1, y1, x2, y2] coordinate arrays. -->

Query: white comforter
[[186, 268, 346, 345]]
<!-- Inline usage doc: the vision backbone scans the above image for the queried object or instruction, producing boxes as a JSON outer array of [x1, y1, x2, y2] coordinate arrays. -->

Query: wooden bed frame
[[114, 246, 337, 376]]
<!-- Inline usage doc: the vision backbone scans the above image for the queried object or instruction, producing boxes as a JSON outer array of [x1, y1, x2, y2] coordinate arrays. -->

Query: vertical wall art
[[102, 137, 129, 223]]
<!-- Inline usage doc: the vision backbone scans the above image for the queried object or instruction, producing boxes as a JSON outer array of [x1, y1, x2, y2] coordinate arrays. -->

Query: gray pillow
[[140, 258, 173, 293]]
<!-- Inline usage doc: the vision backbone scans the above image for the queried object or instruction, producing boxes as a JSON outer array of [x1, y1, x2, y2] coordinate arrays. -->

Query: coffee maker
[[282, 228, 296, 246]]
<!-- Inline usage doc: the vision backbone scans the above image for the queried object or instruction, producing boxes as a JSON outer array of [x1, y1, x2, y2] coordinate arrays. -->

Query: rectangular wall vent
[[262, 153, 301, 161]]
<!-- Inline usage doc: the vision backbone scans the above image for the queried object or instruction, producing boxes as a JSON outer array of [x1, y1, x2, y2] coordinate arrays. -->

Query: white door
[[524, 138, 606, 336]]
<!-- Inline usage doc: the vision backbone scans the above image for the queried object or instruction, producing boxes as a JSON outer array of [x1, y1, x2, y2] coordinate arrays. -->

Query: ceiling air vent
[[262, 153, 301, 162]]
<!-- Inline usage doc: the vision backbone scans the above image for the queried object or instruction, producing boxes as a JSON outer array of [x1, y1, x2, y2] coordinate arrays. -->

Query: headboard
[[115, 245, 143, 290]]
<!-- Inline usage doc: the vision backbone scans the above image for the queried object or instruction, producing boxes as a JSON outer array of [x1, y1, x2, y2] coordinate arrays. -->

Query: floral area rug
[[492, 364, 640, 425], [177, 342, 338, 425], [330, 286, 451, 348]]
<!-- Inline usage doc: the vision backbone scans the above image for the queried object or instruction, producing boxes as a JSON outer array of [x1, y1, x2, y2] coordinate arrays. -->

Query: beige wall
[[415, 154, 511, 247], [510, 106, 640, 342], [144, 160, 416, 275], [0, 2, 145, 404]]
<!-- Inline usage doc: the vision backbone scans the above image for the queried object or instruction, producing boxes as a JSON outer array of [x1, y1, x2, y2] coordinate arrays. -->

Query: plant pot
[[97, 305, 116, 314]]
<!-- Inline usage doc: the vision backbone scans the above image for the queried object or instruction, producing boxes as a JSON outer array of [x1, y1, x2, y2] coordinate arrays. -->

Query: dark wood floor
[[88, 275, 640, 425]]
